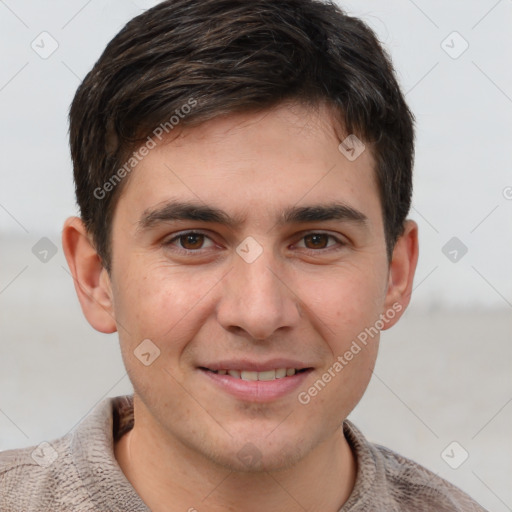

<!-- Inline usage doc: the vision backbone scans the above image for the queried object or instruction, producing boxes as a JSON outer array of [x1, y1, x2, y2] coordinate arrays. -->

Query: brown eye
[[179, 233, 205, 250], [164, 231, 216, 254], [303, 233, 330, 249]]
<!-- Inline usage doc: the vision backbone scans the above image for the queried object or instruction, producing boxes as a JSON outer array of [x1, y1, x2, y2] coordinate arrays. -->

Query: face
[[95, 102, 410, 471]]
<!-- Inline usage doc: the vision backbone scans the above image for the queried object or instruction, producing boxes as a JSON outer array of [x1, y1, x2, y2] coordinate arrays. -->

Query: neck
[[114, 399, 357, 512]]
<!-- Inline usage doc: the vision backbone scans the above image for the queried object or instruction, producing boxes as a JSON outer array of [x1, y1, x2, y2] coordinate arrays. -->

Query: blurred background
[[1, 1, 511, 510]]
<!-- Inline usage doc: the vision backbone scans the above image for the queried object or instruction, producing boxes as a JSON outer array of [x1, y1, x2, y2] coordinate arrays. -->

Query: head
[[63, 0, 418, 472], [69, 0, 414, 273]]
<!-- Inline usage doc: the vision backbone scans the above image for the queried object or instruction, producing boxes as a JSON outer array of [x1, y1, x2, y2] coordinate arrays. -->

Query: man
[[0, 0, 487, 510]]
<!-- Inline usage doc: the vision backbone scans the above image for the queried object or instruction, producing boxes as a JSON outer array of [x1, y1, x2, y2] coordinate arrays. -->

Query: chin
[[203, 433, 312, 474]]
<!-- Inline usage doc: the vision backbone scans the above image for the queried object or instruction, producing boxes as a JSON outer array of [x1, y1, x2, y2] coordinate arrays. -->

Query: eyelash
[[164, 231, 216, 253], [163, 230, 345, 255]]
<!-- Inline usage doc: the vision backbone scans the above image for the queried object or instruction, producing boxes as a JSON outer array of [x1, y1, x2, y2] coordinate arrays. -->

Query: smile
[[199, 367, 313, 402], [203, 368, 308, 381]]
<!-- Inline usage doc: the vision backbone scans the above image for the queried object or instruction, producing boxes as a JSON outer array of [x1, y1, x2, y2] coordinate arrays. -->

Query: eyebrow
[[137, 200, 368, 232]]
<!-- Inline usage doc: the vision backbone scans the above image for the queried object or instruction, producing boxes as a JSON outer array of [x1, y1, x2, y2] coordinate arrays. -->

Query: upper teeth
[[213, 368, 298, 380]]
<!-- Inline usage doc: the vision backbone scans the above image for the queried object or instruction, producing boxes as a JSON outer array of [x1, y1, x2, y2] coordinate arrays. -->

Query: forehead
[[113, 103, 382, 232]]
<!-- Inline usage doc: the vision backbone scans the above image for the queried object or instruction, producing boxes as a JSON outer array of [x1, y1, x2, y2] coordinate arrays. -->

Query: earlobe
[[62, 216, 117, 334], [381, 220, 419, 330]]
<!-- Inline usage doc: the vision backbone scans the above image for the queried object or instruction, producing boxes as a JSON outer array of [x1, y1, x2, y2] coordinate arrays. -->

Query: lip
[[199, 358, 312, 372], [199, 367, 313, 402]]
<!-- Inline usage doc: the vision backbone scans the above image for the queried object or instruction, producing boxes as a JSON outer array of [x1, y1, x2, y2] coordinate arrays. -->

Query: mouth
[[200, 367, 311, 381], [198, 364, 314, 402]]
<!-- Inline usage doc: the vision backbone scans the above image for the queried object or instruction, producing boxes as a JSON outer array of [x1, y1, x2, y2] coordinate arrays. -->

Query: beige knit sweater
[[0, 395, 487, 511]]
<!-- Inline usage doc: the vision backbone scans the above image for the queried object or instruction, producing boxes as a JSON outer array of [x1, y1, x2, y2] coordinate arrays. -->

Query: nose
[[216, 248, 301, 340]]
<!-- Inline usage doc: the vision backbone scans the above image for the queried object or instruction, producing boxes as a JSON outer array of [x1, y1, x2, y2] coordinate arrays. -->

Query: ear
[[62, 216, 117, 334], [381, 220, 419, 330]]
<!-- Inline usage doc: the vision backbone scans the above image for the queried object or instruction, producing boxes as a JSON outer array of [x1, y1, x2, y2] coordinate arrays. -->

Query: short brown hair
[[69, 0, 414, 272]]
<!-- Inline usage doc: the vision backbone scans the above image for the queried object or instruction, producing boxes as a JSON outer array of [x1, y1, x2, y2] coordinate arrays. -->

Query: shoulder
[[0, 395, 135, 511], [374, 443, 486, 511], [342, 421, 488, 512], [0, 433, 92, 511]]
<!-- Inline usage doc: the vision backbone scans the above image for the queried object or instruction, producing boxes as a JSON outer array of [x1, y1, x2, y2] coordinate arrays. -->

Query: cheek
[[298, 265, 386, 342], [113, 261, 220, 347]]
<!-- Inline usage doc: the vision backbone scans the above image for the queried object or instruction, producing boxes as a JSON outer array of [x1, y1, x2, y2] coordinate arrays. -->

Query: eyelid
[[162, 229, 347, 254], [164, 230, 217, 250], [292, 231, 346, 250]]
